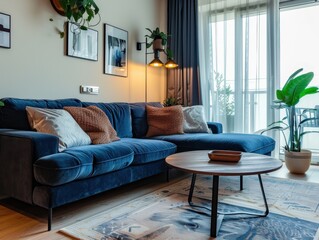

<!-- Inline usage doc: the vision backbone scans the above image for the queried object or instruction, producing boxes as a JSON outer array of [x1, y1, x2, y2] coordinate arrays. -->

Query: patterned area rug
[[60, 175, 319, 239]]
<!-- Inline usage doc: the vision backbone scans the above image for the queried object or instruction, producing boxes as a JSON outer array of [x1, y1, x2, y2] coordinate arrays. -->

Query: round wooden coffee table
[[165, 150, 282, 238]]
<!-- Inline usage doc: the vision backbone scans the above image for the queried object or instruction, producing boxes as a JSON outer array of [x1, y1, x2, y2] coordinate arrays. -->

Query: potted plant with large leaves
[[145, 27, 168, 50], [50, 0, 100, 37], [262, 68, 319, 174]]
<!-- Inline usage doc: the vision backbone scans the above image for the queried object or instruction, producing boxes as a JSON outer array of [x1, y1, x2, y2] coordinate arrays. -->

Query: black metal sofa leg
[[166, 166, 170, 182], [48, 208, 52, 231]]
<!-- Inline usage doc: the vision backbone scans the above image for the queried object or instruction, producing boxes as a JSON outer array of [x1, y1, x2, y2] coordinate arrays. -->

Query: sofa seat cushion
[[151, 133, 275, 155], [120, 138, 177, 165], [34, 143, 134, 186]]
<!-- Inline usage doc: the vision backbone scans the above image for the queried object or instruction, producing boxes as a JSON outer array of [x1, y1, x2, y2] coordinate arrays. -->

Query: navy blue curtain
[[167, 0, 201, 106]]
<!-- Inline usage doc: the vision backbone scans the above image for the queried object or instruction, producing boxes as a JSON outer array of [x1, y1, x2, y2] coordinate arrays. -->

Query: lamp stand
[[145, 37, 148, 103]]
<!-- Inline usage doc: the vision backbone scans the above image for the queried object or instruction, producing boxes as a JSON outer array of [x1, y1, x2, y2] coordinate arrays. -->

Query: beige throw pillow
[[64, 106, 119, 144], [183, 105, 211, 133], [146, 105, 184, 137], [26, 107, 91, 151]]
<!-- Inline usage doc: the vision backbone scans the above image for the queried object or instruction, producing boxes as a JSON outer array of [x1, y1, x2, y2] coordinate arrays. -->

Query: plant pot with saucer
[[262, 68, 319, 174]]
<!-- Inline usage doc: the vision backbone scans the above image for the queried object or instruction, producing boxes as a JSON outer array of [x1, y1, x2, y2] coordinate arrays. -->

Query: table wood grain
[[166, 150, 282, 176]]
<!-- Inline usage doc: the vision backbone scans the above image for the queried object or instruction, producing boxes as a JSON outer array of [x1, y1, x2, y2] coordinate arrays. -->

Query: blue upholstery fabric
[[0, 98, 82, 130], [152, 133, 275, 155], [34, 143, 134, 186], [130, 102, 163, 138], [207, 122, 223, 134], [32, 160, 167, 208], [83, 102, 133, 138], [120, 138, 177, 165], [0, 130, 59, 158]]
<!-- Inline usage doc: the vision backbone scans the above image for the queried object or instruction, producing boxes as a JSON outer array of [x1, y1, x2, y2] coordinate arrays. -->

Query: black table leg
[[240, 175, 243, 190], [188, 173, 196, 205], [187, 174, 269, 238], [258, 174, 269, 216], [211, 175, 219, 237]]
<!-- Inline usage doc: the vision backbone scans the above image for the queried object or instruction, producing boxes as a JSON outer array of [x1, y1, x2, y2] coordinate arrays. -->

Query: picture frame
[[0, 12, 11, 49], [104, 24, 128, 77], [67, 22, 98, 61]]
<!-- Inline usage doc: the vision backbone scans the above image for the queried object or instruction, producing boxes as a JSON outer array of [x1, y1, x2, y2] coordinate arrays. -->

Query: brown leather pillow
[[146, 105, 184, 137], [64, 106, 119, 144]]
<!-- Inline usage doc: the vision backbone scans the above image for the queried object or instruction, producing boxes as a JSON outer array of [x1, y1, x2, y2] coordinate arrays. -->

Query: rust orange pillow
[[146, 105, 184, 137], [64, 106, 119, 144]]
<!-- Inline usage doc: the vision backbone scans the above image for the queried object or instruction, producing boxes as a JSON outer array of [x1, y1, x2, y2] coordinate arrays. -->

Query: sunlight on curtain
[[198, 0, 279, 134]]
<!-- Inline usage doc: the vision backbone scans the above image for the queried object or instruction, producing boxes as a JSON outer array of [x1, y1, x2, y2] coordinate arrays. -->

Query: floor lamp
[[137, 38, 178, 102]]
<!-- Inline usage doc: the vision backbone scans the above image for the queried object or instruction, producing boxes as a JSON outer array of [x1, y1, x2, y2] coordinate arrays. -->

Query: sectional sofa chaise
[[0, 98, 275, 230]]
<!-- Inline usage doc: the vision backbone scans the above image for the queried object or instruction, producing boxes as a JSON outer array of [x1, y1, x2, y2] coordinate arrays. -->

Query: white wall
[[0, 0, 167, 103]]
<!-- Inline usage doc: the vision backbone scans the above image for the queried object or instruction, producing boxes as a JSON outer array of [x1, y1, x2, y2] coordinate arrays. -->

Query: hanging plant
[[50, 0, 100, 34], [145, 27, 168, 49]]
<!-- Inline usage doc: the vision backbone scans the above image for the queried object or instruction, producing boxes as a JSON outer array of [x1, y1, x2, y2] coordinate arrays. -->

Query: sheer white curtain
[[198, 0, 280, 134]]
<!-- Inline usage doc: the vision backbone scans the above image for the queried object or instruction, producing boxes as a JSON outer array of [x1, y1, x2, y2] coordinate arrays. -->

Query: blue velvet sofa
[[0, 98, 275, 230]]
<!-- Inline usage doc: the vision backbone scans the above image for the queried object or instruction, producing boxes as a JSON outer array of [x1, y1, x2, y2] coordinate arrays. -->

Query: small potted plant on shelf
[[262, 68, 319, 174], [163, 97, 181, 107], [50, 0, 100, 37], [145, 27, 168, 50]]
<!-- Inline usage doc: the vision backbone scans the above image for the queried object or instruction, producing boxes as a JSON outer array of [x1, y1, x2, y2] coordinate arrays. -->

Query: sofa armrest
[[207, 122, 223, 134], [0, 130, 59, 204]]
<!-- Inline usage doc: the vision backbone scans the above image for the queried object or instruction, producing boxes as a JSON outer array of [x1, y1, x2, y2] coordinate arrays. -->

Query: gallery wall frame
[[104, 23, 128, 77], [0, 12, 11, 49], [66, 22, 98, 61]]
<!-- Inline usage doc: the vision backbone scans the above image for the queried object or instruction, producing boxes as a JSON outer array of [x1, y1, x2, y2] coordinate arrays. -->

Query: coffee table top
[[165, 150, 282, 176]]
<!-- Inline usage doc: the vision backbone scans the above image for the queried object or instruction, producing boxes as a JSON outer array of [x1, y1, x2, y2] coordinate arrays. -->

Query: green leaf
[[80, 25, 88, 30], [86, 8, 94, 18], [92, 2, 99, 14], [276, 90, 284, 101], [283, 68, 303, 88], [145, 28, 152, 33], [299, 86, 319, 99], [260, 125, 286, 134], [0, 101, 4, 107], [281, 72, 314, 106], [299, 117, 319, 126]]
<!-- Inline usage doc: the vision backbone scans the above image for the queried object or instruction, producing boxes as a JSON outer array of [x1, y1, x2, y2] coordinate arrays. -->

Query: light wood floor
[[1, 164, 319, 240]]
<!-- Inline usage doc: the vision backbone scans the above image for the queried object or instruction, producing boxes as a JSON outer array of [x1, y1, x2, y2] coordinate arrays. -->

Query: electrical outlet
[[80, 85, 99, 95]]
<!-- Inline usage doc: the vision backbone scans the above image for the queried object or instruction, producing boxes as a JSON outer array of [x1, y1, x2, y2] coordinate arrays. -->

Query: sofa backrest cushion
[[130, 102, 162, 138], [146, 105, 184, 137], [82, 102, 132, 138], [64, 106, 120, 144], [0, 98, 82, 130]]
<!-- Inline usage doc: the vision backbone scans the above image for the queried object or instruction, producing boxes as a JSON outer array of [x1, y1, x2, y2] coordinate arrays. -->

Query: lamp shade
[[149, 58, 164, 67], [165, 59, 178, 68]]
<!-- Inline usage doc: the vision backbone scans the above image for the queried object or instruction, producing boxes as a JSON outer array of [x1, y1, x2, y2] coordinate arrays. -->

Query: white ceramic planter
[[285, 149, 312, 174]]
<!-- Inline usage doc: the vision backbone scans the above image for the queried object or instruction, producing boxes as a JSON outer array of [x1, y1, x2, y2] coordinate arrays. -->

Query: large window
[[199, 1, 269, 134], [280, 3, 319, 164]]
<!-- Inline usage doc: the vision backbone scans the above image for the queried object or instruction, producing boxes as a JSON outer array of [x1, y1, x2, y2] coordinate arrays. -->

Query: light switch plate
[[80, 85, 99, 95]]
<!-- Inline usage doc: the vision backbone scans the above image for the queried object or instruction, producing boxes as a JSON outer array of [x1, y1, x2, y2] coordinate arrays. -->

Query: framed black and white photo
[[67, 22, 98, 61], [0, 12, 11, 49], [104, 24, 128, 77]]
